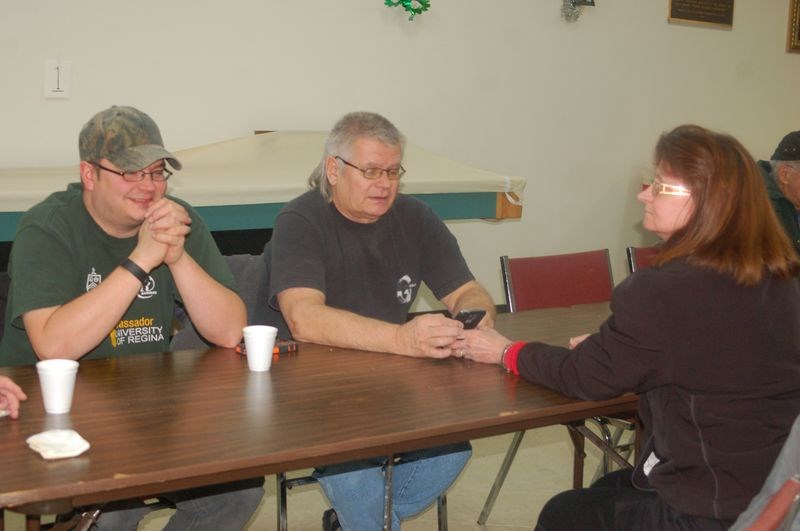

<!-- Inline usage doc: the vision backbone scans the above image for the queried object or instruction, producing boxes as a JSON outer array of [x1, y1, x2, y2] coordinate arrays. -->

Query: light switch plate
[[44, 59, 71, 99]]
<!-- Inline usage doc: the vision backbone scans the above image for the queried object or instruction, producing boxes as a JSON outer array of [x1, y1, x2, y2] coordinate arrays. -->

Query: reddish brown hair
[[653, 124, 799, 285]]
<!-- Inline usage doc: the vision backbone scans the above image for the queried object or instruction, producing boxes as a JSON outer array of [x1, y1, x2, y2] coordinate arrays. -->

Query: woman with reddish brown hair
[[650, 124, 798, 284], [458, 124, 800, 530]]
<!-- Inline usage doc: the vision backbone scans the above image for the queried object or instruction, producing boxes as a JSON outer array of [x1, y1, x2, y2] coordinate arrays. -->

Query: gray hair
[[308, 112, 406, 201], [771, 160, 800, 176]]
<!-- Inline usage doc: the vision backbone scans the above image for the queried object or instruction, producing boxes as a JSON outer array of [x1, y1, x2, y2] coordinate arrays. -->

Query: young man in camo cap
[[757, 130, 800, 254], [0, 105, 264, 529]]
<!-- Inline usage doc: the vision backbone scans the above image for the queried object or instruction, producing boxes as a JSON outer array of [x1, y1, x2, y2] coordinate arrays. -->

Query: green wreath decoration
[[385, 0, 430, 21]]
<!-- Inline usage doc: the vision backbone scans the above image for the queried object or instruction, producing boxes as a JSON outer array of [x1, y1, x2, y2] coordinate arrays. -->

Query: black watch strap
[[120, 258, 149, 284]]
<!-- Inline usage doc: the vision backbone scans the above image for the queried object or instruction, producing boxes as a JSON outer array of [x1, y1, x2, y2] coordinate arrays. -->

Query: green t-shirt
[[0, 183, 235, 366]]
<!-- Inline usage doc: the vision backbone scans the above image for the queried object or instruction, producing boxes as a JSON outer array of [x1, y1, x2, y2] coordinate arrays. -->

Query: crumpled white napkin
[[26, 429, 90, 459]]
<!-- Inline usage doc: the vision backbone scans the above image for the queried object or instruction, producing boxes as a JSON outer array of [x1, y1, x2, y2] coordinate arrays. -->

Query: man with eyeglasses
[[0, 106, 264, 529], [757, 130, 800, 255], [270, 111, 495, 530]]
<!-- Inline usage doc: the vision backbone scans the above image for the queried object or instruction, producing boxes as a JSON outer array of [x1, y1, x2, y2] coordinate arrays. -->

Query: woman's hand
[[452, 328, 513, 365], [569, 333, 590, 350]]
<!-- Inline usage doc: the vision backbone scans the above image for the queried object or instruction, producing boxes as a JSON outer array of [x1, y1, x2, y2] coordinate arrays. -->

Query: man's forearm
[[289, 304, 404, 355], [24, 267, 145, 360]]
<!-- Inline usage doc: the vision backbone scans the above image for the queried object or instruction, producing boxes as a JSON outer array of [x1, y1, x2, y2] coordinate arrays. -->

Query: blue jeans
[[92, 477, 264, 531], [315, 442, 471, 530]]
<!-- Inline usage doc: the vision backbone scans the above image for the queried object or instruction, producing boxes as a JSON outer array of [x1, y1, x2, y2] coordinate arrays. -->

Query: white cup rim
[[36, 359, 79, 371], [243, 325, 278, 334]]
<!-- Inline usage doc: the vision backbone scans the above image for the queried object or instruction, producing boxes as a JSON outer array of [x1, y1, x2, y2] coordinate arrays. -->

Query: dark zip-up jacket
[[517, 260, 800, 521]]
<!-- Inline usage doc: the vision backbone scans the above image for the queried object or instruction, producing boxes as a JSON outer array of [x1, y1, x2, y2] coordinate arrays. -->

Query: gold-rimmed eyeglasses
[[92, 162, 172, 182], [335, 156, 405, 181], [650, 178, 691, 197]]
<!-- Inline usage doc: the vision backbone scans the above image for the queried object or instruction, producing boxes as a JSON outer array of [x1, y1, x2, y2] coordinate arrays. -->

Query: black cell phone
[[453, 309, 486, 329]]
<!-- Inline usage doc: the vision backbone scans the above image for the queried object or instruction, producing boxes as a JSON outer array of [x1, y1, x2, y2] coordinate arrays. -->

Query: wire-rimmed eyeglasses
[[650, 178, 690, 197], [92, 162, 172, 182], [335, 156, 405, 181]]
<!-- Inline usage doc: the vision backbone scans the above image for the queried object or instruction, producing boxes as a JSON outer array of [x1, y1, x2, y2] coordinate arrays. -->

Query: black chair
[[171, 243, 289, 349]]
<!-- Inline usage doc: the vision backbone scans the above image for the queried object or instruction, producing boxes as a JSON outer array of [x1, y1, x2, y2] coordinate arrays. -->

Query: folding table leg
[[477, 430, 526, 525], [437, 494, 448, 531], [276, 473, 288, 531], [384, 456, 394, 531], [567, 423, 586, 489]]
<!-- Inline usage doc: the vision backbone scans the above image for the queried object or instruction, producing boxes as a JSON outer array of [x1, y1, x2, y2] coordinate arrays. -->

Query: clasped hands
[[134, 198, 192, 271]]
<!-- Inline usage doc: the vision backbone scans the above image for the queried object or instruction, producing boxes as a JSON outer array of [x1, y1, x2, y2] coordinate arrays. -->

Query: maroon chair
[[479, 249, 636, 525], [625, 245, 660, 274], [500, 249, 613, 311]]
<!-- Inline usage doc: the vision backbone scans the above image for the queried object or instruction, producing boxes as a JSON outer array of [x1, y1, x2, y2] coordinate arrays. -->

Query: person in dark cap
[[757, 130, 800, 254], [0, 106, 263, 529]]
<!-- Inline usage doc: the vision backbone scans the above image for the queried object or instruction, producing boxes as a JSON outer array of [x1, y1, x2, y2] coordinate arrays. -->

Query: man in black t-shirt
[[271, 111, 495, 530]]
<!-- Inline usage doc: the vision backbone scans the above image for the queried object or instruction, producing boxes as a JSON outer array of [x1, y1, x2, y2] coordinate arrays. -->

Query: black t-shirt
[[270, 190, 474, 324]]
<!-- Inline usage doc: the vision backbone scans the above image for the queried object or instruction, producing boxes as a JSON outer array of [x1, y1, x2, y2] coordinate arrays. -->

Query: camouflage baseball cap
[[771, 131, 800, 162], [78, 106, 182, 172]]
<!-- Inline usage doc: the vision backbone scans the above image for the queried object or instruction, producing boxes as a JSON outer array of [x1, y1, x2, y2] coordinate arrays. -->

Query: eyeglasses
[[335, 156, 405, 181], [649, 178, 691, 197], [92, 162, 172, 182]]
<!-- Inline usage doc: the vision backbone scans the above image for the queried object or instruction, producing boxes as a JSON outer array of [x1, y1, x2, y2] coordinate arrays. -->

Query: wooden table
[[0, 302, 632, 520]]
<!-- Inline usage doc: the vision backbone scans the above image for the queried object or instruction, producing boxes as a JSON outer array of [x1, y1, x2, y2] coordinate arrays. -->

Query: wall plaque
[[668, 0, 734, 29], [789, 0, 800, 53]]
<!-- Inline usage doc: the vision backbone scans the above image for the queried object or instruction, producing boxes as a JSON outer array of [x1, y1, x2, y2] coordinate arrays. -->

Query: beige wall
[[2, 0, 799, 309]]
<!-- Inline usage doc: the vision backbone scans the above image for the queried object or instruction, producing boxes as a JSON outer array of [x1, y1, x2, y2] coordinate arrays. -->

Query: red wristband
[[502, 341, 525, 376]]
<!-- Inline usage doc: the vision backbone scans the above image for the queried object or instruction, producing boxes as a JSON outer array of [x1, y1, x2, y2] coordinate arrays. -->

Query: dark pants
[[93, 477, 265, 531], [535, 469, 732, 531]]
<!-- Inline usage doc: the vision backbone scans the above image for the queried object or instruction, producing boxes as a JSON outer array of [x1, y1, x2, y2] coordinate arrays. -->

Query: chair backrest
[[500, 249, 613, 312], [625, 245, 660, 274], [170, 241, 290, 350]]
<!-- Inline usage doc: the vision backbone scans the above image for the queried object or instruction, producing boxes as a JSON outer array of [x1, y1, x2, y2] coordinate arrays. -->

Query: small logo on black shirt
[[395, 274, 417, 304]]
